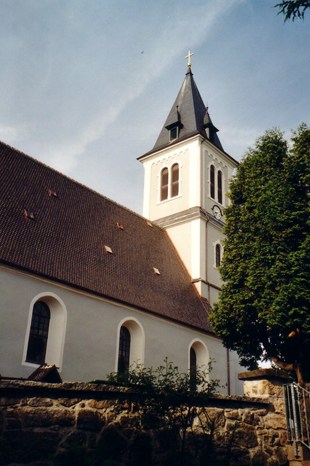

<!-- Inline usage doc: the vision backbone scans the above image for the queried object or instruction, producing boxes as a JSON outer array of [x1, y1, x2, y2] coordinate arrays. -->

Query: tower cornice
[[138, 133, 238, 167]]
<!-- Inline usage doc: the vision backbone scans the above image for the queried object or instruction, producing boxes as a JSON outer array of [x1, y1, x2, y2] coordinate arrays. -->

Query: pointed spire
[[152, 64, 224, 152]]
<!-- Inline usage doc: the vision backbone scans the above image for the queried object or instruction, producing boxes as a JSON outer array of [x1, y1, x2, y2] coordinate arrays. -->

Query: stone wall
[[0, 376, 290, 466]]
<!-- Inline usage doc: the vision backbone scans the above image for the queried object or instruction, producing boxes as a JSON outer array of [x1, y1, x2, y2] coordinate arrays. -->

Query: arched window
[[26, 301, 50, 365], [118, 326, 131, 374], [23, 293, 67, 370], [215, 244, 221, 267], [218, 170, 223, 204], [190, 347, 197, 391], [210, 165, 215, 199], [116, 319, 145, 373], [171, 163, 179, 198], [189, 340, 210, 389], [161, 168, 169, 201]]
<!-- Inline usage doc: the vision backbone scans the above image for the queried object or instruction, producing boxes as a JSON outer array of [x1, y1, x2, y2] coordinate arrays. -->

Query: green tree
[[275, 0, 310, 21], [210, 125, 310, 385]]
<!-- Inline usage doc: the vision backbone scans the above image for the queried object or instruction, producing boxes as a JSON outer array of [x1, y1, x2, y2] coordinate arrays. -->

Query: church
[[0, 56, 243, 395]]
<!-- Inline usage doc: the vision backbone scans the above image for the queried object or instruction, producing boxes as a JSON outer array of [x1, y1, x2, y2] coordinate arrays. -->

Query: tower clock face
[[212, 205, 222, 220]]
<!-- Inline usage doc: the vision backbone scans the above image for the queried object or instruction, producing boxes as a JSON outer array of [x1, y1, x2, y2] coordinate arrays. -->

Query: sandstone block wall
[[0, 379, 290, 466]]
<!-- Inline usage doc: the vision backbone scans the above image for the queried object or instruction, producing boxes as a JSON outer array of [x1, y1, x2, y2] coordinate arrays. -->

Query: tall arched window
[[26, 301, 50, 365], [189, 340, 210, 389], [210, 165, 215, 199], [215, 244, 221, 267], [171, 163, 179, 197], [190, 347, 197, 391], [218, 170, 223, 204], [161, 168, 169, 201], [23, 293, 67, 370], [118, 326, 131, 374]]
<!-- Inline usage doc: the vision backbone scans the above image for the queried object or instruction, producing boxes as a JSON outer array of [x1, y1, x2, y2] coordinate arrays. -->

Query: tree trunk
[[270, 356, 305, 386]]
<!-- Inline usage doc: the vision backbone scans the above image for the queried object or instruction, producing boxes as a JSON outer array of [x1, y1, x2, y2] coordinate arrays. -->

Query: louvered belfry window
[[26, 301, 50, 364], [118, 326, 131, 374], [218, 170, 223, 204], [171, 163, 179, 197], [161, 168, 169, 201], [210, 165, 215, 199], [170, 127, 178, 141]]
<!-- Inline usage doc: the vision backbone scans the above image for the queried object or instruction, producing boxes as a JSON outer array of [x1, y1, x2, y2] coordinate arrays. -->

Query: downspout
[[227, 348, 231, 395]]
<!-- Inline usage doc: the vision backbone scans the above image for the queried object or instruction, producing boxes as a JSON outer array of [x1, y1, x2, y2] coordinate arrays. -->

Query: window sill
[[157, 194, 182, 205], [22, 361, 41, 368], [208, 196, 225, 208]]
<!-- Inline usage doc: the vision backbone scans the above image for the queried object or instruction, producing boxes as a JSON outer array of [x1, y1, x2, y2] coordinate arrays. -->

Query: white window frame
[[159, 162, 181, 203], [213, 240, 223, 269], [188, 339, 210, 383], [22, 292, 67, 371], [115, 317, 145, 372], [208, 162, 225, 207]]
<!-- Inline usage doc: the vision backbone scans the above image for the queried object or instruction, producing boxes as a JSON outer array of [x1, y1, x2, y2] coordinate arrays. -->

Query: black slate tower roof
[[0, 141, 213, 334], [151, 67, 224, 153]]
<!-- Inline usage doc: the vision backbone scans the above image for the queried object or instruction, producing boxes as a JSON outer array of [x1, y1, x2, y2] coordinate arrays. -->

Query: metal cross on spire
[[185, 50, 194, 68]]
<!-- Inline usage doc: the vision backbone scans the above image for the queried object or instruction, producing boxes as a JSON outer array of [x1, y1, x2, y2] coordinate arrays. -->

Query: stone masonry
[[0, 371, 294, 466]]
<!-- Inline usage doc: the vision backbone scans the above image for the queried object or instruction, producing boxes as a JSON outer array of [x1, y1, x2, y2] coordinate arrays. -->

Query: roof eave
[[0, 259, 214, 336], [138, 132, 238, 166]]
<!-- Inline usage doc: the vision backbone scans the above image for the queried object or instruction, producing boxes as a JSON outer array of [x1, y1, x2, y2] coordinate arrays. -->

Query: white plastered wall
[[164, 216, 207, 287], [142, 137, 202, 221], [207, 224, 225, 293], [0, 265, 243, 395], [164, 222, 192, 274]]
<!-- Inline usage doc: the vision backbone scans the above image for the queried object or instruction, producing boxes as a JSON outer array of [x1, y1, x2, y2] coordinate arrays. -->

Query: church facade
[[0, 62, 243, 394]]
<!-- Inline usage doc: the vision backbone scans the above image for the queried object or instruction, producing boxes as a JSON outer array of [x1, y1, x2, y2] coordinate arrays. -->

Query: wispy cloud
[[222, 126, 261, 159], [47, 0, 246, 173], [0, 125, 19, 143]]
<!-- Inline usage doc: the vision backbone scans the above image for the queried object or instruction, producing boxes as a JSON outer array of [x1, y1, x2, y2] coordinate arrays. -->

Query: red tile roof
[[0, 141, 213, 334]]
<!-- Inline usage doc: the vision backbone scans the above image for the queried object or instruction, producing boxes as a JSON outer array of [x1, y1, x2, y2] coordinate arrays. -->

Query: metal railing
[[284, 382, 310, 456]]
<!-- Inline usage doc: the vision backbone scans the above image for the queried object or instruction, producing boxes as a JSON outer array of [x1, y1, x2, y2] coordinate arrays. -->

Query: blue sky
[[1, 0, 309, 214]]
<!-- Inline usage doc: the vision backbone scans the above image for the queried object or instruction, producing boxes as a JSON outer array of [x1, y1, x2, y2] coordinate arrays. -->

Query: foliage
[[210, 124, 310, 384], [106, 357, 218, 398], [106, 358, 220, 431], [57, 362, 239, 465], [106, 358, 221, 465], [275, 0, 310, 21]]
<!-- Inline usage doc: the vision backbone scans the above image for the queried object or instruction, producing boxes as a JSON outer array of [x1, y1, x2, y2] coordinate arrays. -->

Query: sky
[[1, 0, 309, 215]]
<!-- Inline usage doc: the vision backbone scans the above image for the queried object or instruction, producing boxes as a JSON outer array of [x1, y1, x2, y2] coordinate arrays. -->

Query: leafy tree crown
[[210, 124, 310, 383]]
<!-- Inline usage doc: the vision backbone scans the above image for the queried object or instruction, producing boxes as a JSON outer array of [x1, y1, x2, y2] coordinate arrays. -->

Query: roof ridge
[[188, 71, 206, 133]]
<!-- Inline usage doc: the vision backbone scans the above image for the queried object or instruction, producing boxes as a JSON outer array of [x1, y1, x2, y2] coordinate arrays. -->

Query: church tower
[[138, 54, 238, 305]]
